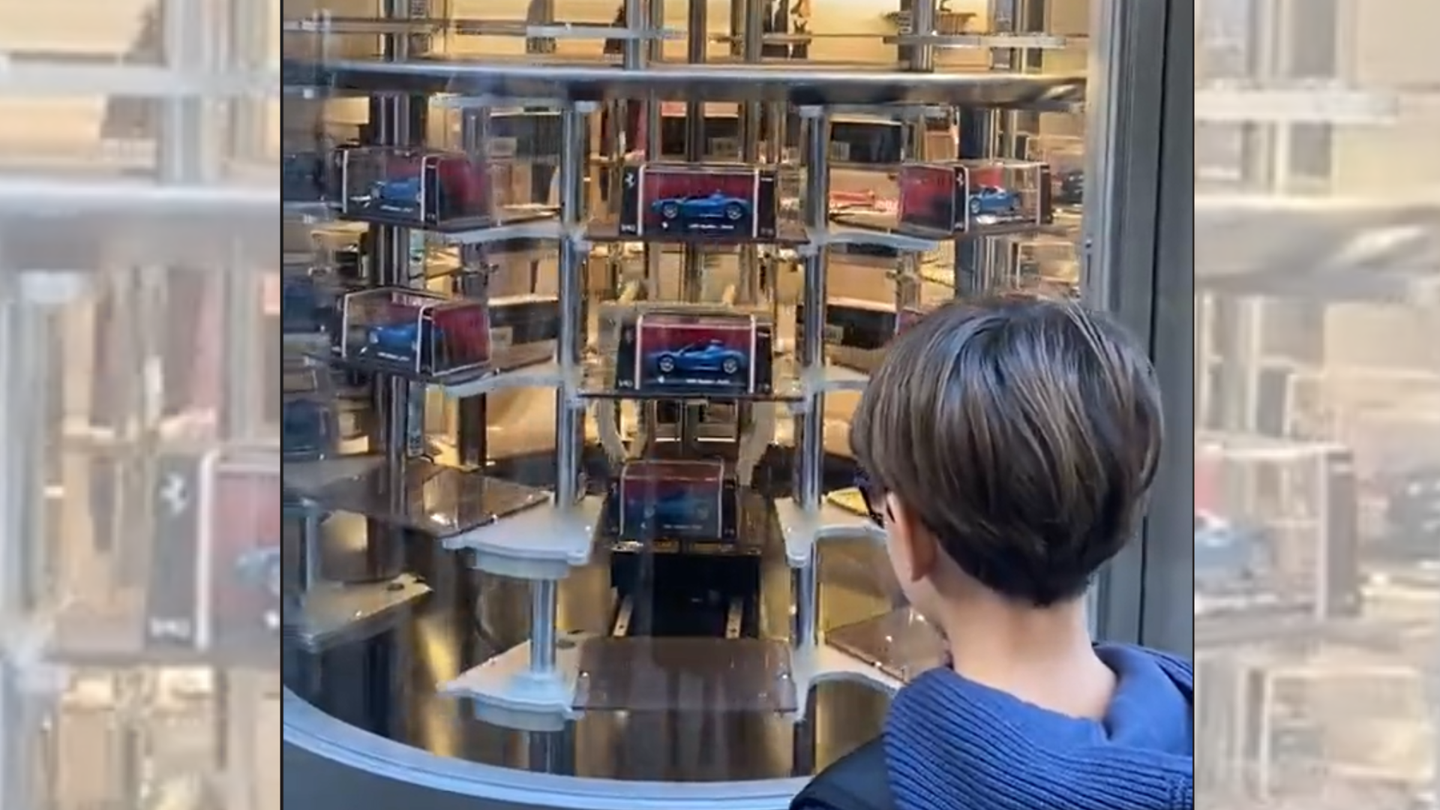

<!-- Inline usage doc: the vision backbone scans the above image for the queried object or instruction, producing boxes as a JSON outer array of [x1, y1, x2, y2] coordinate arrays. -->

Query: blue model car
[[623, 490, 718, 538], [366, 176, 423, 212], [282, 399, 330, 458], [636, 492, 713, 527], [651, 339, 747, 378], [364, 321, 434, 356], [651, 192, 750, 224], [234, 546, 282, 598], [966, 185, 1021, 217]]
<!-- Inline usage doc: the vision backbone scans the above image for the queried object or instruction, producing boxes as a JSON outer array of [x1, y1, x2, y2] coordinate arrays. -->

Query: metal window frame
[[1085, 0, 1194, 656]]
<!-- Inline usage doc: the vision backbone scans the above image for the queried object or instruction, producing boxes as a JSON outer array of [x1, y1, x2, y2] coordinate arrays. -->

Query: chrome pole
[[532, 104, 589, 676], [794, 108, 830, 649]]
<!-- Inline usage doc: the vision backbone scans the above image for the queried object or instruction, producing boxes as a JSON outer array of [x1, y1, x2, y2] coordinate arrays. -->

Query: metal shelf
[[297, 58, 1086, 108]]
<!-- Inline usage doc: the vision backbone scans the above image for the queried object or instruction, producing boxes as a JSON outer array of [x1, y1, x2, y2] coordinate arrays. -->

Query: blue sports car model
[[651, 192, 750, 224], [651, 339, 747, 378], [235, 546, 282, 598], [282, 399, 330, 457], [365, 176, 423, 212], [629, 491, 715, 530], [966, 185, 1021, 217], [363, 321, 435, 356]]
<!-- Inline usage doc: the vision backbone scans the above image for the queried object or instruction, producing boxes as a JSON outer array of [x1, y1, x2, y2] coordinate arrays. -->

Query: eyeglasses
[[854, 470, 885, 527]]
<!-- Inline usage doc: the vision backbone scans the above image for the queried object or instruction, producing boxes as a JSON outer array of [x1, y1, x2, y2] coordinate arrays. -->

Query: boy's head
[[851, 296, 1164, 613]]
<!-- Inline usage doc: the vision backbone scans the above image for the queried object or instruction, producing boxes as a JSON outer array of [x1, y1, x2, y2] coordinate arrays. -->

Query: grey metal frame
[[1084, 0, 1192, 654]]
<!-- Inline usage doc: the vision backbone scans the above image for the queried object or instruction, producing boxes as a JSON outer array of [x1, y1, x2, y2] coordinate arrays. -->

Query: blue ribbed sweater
[[885, 644, 1194, 810]]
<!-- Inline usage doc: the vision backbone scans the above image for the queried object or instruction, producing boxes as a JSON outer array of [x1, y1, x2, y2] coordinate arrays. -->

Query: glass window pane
[[1196, 0, 1440, 804]]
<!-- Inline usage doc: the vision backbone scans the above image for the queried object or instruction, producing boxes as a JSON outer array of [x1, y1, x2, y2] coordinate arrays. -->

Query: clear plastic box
[[337, 146, 495, 231], [337, 287, 491, 379], [897, 159, 1054, 233]]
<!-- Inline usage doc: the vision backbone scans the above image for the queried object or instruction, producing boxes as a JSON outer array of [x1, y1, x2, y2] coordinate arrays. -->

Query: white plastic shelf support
[[441, 631, 904, 732], [445, 496, 603, 580], [790, 642, 903, 719], [291, 574, 432, 653], [774, 497, 885, 569], [441, 633, 586, 733]]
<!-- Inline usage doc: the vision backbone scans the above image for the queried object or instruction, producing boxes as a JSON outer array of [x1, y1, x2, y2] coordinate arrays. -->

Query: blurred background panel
[[1195, 0, 1440, 805], [0, 0, 280, 809]]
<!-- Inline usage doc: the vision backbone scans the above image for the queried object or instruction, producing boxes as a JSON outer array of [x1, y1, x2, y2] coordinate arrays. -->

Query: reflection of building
[[1194, 0, 1440, 196], [1196, 0, 1440, 471]]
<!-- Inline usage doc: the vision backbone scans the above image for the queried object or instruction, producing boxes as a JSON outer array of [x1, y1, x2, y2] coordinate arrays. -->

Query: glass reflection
[[1196, 0, 1440, 804]]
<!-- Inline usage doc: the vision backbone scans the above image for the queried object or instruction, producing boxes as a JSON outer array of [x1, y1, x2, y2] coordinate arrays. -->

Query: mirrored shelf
[[826, 607, 946, 684]]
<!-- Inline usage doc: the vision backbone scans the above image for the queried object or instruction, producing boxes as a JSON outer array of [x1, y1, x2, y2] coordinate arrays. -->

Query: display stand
[[281, 0, 1083, 804]]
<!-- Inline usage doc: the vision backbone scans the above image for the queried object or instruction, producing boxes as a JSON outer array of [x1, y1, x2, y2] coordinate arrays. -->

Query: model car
[[1056, 169, 1084, 206], [364, 176, 423, 212], [967, 185, 1021, 217], [234, 545, 282, 598], [651, 191, 750, 223], [282, 399, 330, 457], [361, 321, 435, 361], [627, 491, 715, 532], [651, 339, 747, 377]]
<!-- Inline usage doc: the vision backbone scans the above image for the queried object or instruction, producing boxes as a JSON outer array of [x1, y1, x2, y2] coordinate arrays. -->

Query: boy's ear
[[886, 494, 939, 583]]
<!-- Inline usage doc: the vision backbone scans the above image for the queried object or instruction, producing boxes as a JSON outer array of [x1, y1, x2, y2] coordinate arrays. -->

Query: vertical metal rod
[[622, 0, 647, 70], [0, 298, 22, 615], [795, 111, 830, 650], [676, 0, 709, 449], [374, 0, 414, 468], [908, 0, 937, 72], [301, 509, 322, 592], [220, 248, 258, 440], [456, 119, 491, 468], [555, 106, 587, 510], [530, 580, 559, 673], [645, 0, 665, 152], [158, 0, 207, 183], [736, 0, 765, 305], [798, 112, 830, 509], [356, 0, 415, 583], [680, 0, 709, 303], [953, 109, 992, 298]]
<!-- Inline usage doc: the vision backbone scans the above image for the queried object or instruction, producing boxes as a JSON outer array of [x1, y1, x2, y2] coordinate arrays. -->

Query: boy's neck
[[931, 595, 1115, 720]]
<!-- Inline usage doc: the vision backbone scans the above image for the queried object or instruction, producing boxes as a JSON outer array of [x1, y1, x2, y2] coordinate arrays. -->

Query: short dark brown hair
[[850, 296, 1164, 606]]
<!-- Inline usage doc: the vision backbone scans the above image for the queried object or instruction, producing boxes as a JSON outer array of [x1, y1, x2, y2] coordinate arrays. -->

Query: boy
[[794, 296, 1193, 810]]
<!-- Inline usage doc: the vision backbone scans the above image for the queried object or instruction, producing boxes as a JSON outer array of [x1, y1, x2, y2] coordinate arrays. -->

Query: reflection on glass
[[1196, 0, 1440, 804]]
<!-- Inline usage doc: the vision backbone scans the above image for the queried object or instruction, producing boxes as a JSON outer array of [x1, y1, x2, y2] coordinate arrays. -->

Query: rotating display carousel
[[280, 0, 1090, 805]]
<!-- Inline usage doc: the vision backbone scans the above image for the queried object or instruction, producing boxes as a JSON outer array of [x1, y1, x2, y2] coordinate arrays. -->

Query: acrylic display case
[[276, 0, 1096, 807]]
